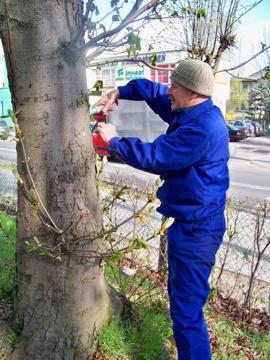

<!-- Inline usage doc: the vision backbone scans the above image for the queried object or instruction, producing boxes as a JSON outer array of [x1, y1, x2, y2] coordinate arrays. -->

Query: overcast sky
[[232, 0, 270, 75], [0, 0, 269, 76]]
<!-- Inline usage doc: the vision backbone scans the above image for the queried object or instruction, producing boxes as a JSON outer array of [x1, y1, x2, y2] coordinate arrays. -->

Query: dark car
[[0, 120, 9, 140], [233, 119, 248, 137], [251, 121, 264, 136], [227, 124, 246, 141]]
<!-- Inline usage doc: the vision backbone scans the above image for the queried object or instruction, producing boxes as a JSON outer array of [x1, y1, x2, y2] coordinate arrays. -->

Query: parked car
[[251, 121, 264, 136], [233, 119, 249, 137], [243, 120, 255, 136], [227, 124, 246, 141], [0, 120, 9, 140], [9, 127, 15, 137]]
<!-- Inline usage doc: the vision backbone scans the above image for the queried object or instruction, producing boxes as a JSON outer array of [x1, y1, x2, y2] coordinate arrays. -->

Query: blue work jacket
[[108, 79, 230, 222]]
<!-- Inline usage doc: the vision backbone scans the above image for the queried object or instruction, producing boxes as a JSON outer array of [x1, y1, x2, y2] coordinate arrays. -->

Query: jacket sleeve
[[118, 79, 174, 124], [108, 124, 210, 175]]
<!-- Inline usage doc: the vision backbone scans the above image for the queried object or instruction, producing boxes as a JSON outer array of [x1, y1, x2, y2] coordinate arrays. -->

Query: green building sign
[[115, 67, 144, 81]]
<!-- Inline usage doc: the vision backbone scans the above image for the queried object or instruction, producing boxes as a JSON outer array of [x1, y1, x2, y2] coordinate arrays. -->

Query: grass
[[98, 263, 270, 359], [252, 332, 270, 358], [0, 161, 16, 172], [104, 263, 160, 303], [207, 306, 270, 360], [98, 307, 173, 360], [0, 212, 16, 300], [97, 303, 270, 360], [0, 212, 16, 359], [0, 212, 269, 359], [0, 324, 16, 360]]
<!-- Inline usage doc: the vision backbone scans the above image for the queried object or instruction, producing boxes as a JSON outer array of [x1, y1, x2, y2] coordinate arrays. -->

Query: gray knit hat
[[171, 59, 214, 97]]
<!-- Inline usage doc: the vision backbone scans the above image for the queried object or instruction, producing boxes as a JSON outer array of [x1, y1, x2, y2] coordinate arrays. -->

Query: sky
[[231, 0, 270, 75], [0, 0, 269, 76], [93, 0, 270, 76]]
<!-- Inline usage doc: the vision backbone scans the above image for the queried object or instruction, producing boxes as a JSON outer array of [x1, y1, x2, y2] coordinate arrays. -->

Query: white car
[[0, 120, 10, 140]]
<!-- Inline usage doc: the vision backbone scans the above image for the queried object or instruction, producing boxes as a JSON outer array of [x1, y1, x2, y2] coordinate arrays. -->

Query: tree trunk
[[0, 1, 120, 359]]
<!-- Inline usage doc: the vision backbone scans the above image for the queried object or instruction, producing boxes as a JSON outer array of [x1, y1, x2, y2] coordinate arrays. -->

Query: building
[[86, 51, 179, 89], [226, 66, 270, 121], [86, 51, 230, 116], [0, 54, 13, 127]]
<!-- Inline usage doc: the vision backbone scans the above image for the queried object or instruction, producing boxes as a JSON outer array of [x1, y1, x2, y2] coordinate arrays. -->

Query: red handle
[[92, 134, 109, 156]]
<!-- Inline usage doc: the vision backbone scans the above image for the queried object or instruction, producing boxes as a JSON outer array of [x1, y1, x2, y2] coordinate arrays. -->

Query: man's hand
[[96, 123, 117, 143], [93, 89, 119, 115]]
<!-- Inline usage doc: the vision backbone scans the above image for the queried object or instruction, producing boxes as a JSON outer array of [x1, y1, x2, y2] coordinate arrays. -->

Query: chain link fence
[[0, 159, 269, 313], [0, 161, 17, 215]]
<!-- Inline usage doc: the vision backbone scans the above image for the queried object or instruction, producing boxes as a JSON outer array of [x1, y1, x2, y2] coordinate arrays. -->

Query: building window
[[150, 64, 176, 85], [101, 68, 115, 87], [0, 101, 3, 116]]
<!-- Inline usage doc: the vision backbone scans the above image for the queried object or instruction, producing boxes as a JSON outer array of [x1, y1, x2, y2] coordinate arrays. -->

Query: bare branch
[[86, 55, 174, 71], [225, 71, 254, 80], [86, 20, 147, 62], [81, 0, 163, 51], [215, 45, 270, 74], [231, 0, 263, 29]]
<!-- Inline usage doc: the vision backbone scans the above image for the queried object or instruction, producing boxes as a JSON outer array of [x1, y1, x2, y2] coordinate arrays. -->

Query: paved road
[[102, 136, 270, 206], [1, 137, 270, 204], [0, 140, 16, 163], [229, 137, 270, 203]]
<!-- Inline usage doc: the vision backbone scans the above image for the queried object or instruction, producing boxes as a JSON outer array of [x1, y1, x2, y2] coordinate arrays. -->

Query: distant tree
[[250, 78, 270, 127]]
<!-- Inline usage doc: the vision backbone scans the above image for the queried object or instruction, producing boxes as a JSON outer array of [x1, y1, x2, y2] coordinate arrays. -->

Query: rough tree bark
[[0, 1, 120, 359]]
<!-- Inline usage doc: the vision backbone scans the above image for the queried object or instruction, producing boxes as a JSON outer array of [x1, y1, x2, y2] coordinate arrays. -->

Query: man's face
[[167, 81, 194, 111]]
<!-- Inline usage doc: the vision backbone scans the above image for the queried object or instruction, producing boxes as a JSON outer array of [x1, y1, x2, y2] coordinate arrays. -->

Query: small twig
[[8, 110, 63, 235], [20, 140, 63, 234], [73, 200, 151, 245]]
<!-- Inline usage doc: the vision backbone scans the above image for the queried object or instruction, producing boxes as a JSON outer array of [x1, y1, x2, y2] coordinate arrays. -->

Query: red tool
[[90, 99, 118, 156], [90, 112, 108, 156]]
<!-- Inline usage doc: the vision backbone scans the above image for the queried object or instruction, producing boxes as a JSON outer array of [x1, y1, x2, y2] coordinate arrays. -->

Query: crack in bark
[[7, 15, 32, 27], [43, 321, 51, 340]]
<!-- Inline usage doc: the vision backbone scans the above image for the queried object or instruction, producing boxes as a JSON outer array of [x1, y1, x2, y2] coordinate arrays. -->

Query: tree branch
[[86, 20, 148, 62], [81, 0, 162, 52], [215, 45, 270, 74], [231, 0, 263, 29], [225, 71, 254, 80], [86, 55, 173, 71]]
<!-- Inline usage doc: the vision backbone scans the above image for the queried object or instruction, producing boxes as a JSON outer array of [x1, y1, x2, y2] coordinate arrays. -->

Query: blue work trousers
[[167, 214, 226, 360]]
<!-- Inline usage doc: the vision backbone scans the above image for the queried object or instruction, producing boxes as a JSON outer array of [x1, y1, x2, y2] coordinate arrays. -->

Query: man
[[95, 59, 230, 359]]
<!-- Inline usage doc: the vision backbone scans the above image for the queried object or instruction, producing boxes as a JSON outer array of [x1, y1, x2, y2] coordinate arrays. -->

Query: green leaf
[[94, 80, 103, 91], [112, 14, 120, 22], [195, 8, 207, 19], [87, 21, 96, 32], [171, 11, 179, 17], [131, 238, 148, 250], [111, 0, 120, 7], [181, 6, 191, 14], [149, 53, 157, 66], [127, 32, 141, 56], [111, 251, 124, 262], [264, 71, 270, 81]]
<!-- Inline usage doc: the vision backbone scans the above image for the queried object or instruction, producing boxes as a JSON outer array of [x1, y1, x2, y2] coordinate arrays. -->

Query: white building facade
[[87, 51, 230, 116]]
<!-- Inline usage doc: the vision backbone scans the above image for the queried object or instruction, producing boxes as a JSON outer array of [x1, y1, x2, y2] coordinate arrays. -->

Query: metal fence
[[0, 160, 269, 313]]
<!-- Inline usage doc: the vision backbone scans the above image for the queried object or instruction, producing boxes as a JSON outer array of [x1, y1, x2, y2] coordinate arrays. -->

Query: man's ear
[[190, 91, 199, 99]]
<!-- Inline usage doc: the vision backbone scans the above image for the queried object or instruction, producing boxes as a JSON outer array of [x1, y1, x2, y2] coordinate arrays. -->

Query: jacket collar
[[175, 98, 213, 125]]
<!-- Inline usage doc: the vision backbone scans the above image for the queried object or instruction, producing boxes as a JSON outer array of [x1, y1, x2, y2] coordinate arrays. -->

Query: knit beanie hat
[[170, 59, 214, 97]]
